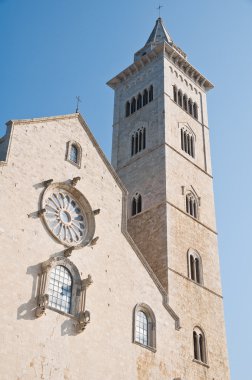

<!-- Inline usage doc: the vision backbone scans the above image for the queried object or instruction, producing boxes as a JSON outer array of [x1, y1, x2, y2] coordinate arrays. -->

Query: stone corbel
[[64, 247, 74, 257], [90, 236, 99, 246], [76, 275, 93, 333], [35, 259, 53, 318], [37, 208, 46, 217], [35, 294, 49, 318], [43, 179, 53, 187], [93, 209, 100, 216], [72, 176, 81, 187]]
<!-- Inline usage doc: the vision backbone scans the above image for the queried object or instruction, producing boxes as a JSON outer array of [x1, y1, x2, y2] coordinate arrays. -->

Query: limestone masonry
[[0, 18, 230, 379]]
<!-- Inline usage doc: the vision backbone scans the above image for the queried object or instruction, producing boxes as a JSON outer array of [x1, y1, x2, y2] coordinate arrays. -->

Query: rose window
[[44, 191, 87, 246]]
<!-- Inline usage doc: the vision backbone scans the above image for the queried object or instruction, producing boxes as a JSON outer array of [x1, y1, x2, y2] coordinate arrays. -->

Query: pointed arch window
[[137, 94, 142, 110], [131, 98, 136, 114], [183, 94, 188, 111], [149, 85, 153, 102], [173, 85, 178, 103], [193, 327, 207, 364], [132, 193, 142, 216], [133, 303, 156, 351], [193, 102, 198, 120], [186, 192, 198, 219], [131, 135, 135, 156], [126, 101, 130, 117], [178, 90, 183, 107], [188, 249, 203, 284], [131, 128, 146, 156], [188, 98, 193, 115], [143, 89, 148, 106], [181, 128, 195, 158], [172, 86, 199, 121]]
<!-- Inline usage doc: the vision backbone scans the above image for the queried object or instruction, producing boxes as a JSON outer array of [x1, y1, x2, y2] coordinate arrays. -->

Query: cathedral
[[0, 18, 230, 379]]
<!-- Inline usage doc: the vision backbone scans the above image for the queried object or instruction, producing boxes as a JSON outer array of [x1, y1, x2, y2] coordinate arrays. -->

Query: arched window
[[133, 304, 156, 350], [143, 128, 146, 150], [173, 85, 178, 103], [132, 197, 137, 216], [186, 192, 198, 219], [188, 249, 203, 284], [178, 90, 183, 107], [131, 98, 136, 114], [143, 89, 148, 106], [181, 129, 195, 158], [137, 94, 142, 110], [193, 327, 207, 364], [130, 128, 146, 157], [131, 135, 135, 156], [193, 102, 198, 120], [36, 257, 93, 330], [135, 132, 139, 154], [183, 94, 188, 111], [66, 141, 82, 168], [48, 265, 72, 313], [137, 194, 142, 213], [70, 144, 78, 163], [131, 193, 142, 216], [139, 129, 143, 152], [188, 99, 193, 115], [149, 85, 153, 102], [126, 101, 130, 117]]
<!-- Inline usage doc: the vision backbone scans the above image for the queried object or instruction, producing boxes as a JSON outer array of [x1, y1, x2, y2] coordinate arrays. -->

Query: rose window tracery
[[44, 191, 87, 246]]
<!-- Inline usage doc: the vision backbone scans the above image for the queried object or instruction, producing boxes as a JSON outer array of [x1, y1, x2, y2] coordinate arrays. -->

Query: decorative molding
[[35, 257, 93, 333], [40, 182, 95, 249]]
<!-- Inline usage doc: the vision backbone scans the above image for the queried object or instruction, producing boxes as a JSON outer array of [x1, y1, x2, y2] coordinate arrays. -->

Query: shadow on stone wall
[[17, 264, 41, 320]]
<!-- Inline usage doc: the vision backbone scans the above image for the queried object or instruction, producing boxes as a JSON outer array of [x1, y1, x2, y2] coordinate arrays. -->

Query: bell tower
[[108, 17, 216, 292], [108, 18, 229, 377]]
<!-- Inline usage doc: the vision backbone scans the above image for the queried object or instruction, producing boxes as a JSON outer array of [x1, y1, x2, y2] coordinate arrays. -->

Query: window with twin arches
[[131, 127, 146, 157], [186, 192, 198, 219], [188, 249, 203, 285], [131, 193, 142, 216], [193, 327, 207, 365]]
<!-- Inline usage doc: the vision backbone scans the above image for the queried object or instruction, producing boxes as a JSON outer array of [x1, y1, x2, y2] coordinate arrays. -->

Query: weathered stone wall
[[0, 114, 186, 380], [111, 45, 230, 379]]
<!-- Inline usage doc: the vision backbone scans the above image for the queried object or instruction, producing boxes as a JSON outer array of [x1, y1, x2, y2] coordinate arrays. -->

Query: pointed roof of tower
[[108, 18, 214, 92], [134, 17, 179, 62], [146, 17, 173, 45]]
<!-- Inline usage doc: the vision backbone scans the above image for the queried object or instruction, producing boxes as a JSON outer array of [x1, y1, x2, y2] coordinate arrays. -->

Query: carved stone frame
[[36, 256, 93, 333], [40, 182, 95, 249]]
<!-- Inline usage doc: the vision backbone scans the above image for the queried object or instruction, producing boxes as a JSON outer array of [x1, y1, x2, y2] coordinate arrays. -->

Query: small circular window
[[41, 184, 95, 248]]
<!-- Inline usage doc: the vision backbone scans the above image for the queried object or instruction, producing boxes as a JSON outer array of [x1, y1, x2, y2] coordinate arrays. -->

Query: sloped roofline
[[5, 112, 181, 329]]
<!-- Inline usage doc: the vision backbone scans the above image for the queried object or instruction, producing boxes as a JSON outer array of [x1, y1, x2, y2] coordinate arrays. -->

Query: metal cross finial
[[75, 96, 81, 113], [157, 4, 163, 17]]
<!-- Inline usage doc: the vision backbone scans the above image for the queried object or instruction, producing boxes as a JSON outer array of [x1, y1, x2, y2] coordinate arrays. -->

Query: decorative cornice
[[107, 42, 214, 92]]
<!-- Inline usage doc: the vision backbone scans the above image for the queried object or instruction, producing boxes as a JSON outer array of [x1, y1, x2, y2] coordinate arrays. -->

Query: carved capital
[[72, 176, 81, 186], [41, 258, 53, 273], [81, 274, 93, 289], [77, 310, 90, 333], [35, 294, 49, 318]]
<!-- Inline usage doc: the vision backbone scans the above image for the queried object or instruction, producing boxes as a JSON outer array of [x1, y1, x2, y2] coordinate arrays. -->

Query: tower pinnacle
[[134, 17, 173, 62]]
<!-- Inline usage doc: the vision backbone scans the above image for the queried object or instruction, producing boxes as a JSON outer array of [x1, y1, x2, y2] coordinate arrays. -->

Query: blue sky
[[1, 0, 251, 377]]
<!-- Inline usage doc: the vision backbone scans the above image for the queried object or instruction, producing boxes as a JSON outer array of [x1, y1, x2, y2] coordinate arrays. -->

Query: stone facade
[[0, 18, 229, 380]]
